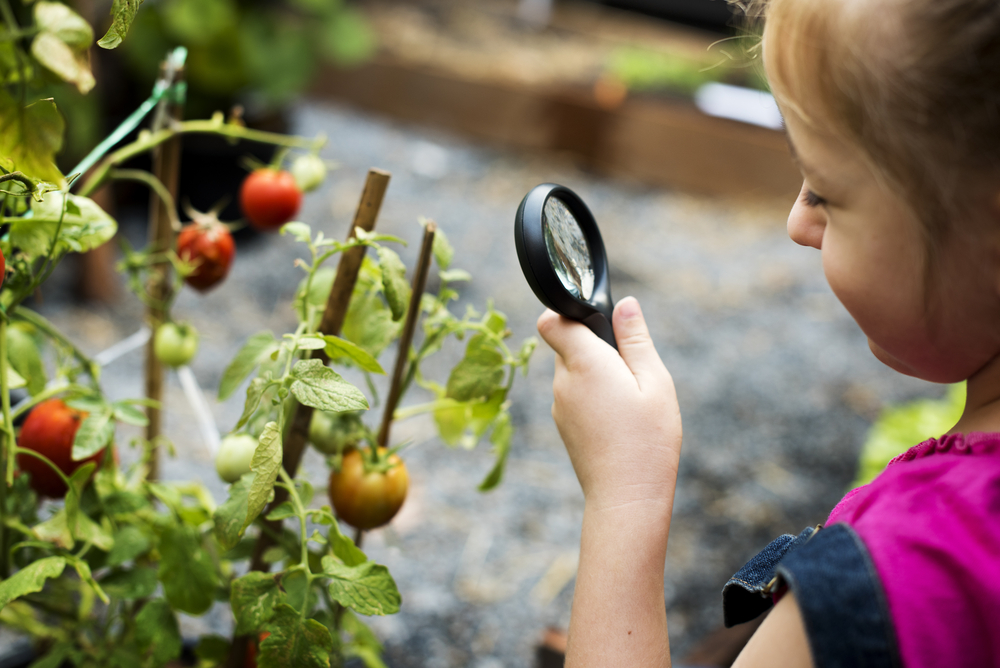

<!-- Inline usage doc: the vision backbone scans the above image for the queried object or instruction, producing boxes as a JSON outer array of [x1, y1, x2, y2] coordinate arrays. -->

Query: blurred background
[[16, 0, 954, 666]]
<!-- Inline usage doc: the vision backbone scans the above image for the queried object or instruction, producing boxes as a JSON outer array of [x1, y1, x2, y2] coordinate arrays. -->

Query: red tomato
[[329, 448, 409, 530], [0, 247, 6, 289], [17, 399, 106, 498], [245, 631, 270, 668], [177, 216, 235, 292], [239, 169, 302, 231]]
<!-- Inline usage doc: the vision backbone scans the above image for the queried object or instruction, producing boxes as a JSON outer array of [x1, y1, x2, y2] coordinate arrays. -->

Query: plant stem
[[77, 119, 325, 199], [0, 316, 11, 577], [11, 307, 101, 385], [109, 169, 181, 232], [377, 222, 436, 448]]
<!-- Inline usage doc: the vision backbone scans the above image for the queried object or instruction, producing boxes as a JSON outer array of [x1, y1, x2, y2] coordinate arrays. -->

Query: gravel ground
[[22, 100, 943, 666]]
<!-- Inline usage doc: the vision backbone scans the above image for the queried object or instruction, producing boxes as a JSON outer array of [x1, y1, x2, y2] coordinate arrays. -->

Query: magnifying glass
[[514, 183, 617, 350]]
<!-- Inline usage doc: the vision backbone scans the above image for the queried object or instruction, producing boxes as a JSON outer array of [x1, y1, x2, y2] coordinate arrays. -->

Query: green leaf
[[430, 225, 453, 270], [281, 221, 312, 243], [99, 567, 157, 600], [31, 3, 95, 94], [231, 571, 282, 635], [295, 335, 328, 351], [319, 7, 377, 66], [219, 332, 279, 401], [72, 409, 114, 461], [235, 376, 271, 431], [194, 636, 231, 663], [103, 490, 150, 517], [243, 423, 282, 534], [259, 603, 335, 668], [6, 325, 45, 396], [0, 93, 64, 185], [98, 0, 144, 49], [290, 359, 369, 413], [322, 556, 401, 616], [479, 412, 513, 491], [73, 512, 114, 552], [3, 366, 26, 391], [0, 557, 67, 609], [446, 334, 505, 402], [265, 501, 296, 521], [329, 520, 367, 567], [431, 398, 469, 446], [322, 335, 385, 374], [343, 292, 399, 358], [438, 268, 471, 283], [342, 610, 387, 668], [213, 472, 254, 551], [377, 247, 410, 321], [107, 525, 151, 566], [157, 525, 219, 615], [32, 508, 73, 549], [12, 192, 117, 259], [112, 401, 148, 427], [135, 599, 182, 668]]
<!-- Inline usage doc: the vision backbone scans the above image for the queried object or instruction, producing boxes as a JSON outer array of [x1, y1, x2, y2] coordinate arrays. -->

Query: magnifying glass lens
[[543, 196, 595, 301]]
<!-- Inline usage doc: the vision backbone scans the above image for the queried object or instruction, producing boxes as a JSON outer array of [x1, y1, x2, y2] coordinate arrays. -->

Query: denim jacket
[[722, 523, 902, 668]]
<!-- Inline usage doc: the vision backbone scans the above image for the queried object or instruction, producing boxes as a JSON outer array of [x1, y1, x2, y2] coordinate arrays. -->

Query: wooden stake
[[144, 60, 184, 481], [377, 221, 436, 448]]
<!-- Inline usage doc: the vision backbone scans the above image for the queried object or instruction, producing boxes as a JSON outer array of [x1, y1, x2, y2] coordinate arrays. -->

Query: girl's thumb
[[612, 297, 664, 383]]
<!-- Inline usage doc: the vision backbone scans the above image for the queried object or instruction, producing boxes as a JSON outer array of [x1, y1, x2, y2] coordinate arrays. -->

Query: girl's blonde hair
[[743, 0, 1000, 235]]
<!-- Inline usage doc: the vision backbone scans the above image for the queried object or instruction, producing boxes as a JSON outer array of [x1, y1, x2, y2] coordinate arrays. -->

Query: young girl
[[536, 0, 1000, 665]]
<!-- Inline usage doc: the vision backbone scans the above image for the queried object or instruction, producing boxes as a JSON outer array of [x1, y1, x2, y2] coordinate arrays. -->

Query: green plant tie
[[68, 47, 188, 184]]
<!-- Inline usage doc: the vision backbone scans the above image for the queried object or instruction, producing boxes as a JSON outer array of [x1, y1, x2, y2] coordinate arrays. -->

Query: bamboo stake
[[377, 221, 436, 448], [144, 59, 185, 481], [227, 169, 390, 668]]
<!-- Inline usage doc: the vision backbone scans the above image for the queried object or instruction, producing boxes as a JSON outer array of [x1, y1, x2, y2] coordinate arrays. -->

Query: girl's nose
[[787, 182, 825, 249]]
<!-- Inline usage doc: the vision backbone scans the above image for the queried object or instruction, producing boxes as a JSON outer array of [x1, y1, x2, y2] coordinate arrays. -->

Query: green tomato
[[309, 410, 366, 455], [154, 322, 199, 367], [216, 433, 258, 483], [290, 153, 327, 193]]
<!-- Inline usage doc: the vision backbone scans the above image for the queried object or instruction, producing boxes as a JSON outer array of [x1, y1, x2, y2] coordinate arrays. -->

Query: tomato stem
[[0, 316, 11, 577]]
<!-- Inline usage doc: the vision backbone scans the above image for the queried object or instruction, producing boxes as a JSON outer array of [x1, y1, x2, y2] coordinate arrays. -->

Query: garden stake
[[377, 221, 436, 449], [143, 56, 185, 481], [228, 169, 390, 668]]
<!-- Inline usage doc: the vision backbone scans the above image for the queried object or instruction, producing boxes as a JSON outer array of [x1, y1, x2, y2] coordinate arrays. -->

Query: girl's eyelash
[[803, 189, 827, 207]]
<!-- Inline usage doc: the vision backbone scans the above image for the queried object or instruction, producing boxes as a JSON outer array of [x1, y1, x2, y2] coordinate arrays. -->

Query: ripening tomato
[[240, 169, 302, 231], [177, 215, 235, 292], [153, 322, 199, 368], [17, 399, 106, 498], [0, 246, 6, 289], [244, 631, 270, 668], [329, 448, 409, 530]]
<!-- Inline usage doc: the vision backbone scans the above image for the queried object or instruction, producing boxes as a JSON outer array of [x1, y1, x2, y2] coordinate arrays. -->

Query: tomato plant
[[16, 399, 105, 498], [240, 168, 302, 231], [329, 447, 409, 530], [309, 409, 366, 455], [154, 322, 200, 367], [177, 213, 236, 292]]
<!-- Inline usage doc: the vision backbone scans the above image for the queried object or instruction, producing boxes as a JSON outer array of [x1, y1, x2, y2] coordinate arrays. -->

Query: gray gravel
[[29, 100, 943, 666]]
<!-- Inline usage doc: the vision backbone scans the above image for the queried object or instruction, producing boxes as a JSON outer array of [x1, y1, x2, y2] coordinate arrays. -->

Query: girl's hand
[[537, 296, 682, 511]]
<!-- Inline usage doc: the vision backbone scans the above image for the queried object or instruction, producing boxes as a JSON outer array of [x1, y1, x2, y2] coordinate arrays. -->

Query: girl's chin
[[868, 339, 921, 379]]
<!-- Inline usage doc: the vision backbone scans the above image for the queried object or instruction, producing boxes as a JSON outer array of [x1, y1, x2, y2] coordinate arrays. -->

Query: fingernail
[[618, 296, 640, 319]]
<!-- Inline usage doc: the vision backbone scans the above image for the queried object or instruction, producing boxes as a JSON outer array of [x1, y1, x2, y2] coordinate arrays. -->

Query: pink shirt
[[826, 432, 1000, 668]]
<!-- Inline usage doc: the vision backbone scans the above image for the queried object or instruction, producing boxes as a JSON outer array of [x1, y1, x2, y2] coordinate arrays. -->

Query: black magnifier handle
[[514, 183, 617, 350]]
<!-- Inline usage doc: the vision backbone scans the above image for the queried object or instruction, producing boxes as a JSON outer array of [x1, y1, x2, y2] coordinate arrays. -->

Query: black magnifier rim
[[514, 183, 613, 323]]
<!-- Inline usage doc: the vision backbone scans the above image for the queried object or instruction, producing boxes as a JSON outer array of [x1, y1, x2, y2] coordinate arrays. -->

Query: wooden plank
[[310, 58, 800, 199]]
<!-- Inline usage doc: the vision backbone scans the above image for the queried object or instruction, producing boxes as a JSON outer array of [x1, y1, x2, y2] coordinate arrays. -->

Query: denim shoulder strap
[[722, 525, 818, 627], [776, 523, 901, 668]]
